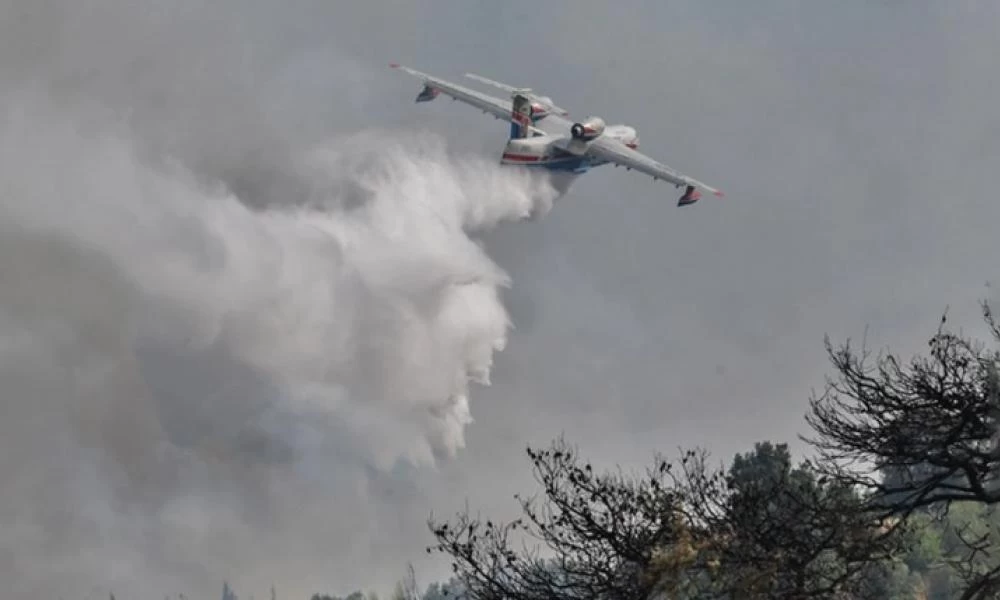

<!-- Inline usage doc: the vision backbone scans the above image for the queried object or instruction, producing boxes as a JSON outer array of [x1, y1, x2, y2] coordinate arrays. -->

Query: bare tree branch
[[803, 302, 1000, 597]]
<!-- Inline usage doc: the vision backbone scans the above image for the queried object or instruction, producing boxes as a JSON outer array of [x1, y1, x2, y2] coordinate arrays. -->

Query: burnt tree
[[426, 437, 706, 600], [672, 442, 906, 599], [427, 437, 905, 600], [804, 303, 1000, 599]]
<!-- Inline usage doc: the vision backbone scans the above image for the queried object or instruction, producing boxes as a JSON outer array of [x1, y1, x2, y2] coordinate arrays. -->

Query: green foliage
[[856, 495, 1000, 598], [709, 440, 903, 597], [904, 513, 943, 573]]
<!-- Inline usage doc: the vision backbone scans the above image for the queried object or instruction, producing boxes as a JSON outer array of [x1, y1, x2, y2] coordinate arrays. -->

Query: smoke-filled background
[[0, 2, 563, 597], [2, 1, 1000, 598]]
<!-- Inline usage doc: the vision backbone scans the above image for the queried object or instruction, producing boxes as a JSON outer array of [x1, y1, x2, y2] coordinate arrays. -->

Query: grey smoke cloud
[[0, 91, 555, 597], [0, 3, 559, 596], [4, 1, 1000, 598]]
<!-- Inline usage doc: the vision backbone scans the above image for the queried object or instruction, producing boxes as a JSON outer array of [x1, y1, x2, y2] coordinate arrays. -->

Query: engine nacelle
[[570, 116, 606, 141]]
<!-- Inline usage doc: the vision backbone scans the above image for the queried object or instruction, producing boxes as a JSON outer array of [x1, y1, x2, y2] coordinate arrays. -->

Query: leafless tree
[[428, 438, 904, 600], [427, 437, 708, 600], [670, 442, 906, 599], [804, 302, 1000, 599]]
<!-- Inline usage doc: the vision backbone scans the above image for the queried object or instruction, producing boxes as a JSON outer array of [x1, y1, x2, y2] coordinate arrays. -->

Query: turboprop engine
[[570, 116, 605, 141]]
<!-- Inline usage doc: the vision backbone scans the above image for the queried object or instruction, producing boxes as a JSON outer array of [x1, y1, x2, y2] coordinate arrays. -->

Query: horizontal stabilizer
[[465, 72, 570, 116], [464, 72, 521, 93]]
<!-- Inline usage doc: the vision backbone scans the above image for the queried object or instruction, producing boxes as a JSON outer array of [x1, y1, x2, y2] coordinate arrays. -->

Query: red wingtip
[[714, 191, 725, 197], [389, 62, 400, 68]]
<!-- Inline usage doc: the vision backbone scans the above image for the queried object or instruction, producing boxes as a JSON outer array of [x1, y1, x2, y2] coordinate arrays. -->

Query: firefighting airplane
[[389, 63, 723, 206]]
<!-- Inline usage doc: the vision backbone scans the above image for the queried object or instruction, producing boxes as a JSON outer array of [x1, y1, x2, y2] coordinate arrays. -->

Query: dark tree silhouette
[[673, 441, 905, 599], [804, 302, 1000, 599], [427, 438, 904, 600], [427, 437, 708, 600]]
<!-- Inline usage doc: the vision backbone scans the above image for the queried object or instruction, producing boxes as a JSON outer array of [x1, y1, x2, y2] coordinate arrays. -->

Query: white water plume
[[0, 94, 557, 597]]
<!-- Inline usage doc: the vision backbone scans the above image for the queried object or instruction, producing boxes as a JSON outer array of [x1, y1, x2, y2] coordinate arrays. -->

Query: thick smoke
[[0, 4, 558, 597], [0, 91, 556, 598]]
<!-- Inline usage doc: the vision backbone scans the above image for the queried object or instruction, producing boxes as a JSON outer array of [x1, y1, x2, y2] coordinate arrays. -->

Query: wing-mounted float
[[389, 63, 513, 122]]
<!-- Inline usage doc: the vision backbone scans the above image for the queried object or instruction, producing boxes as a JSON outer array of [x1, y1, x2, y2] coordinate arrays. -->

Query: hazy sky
[[2, 1, 1000, 598]]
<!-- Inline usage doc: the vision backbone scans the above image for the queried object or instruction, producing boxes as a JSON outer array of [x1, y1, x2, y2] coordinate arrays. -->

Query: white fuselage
[[500, 113, 639, 174]]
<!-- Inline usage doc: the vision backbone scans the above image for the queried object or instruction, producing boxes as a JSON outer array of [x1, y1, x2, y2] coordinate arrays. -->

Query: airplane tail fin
[[510, 93, 532, 139]]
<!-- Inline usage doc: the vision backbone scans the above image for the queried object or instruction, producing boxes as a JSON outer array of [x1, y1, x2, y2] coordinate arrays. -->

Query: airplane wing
[[585, 135, 724, 199], [389, 63, 513, 122], [463, 72, 571, 117]]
